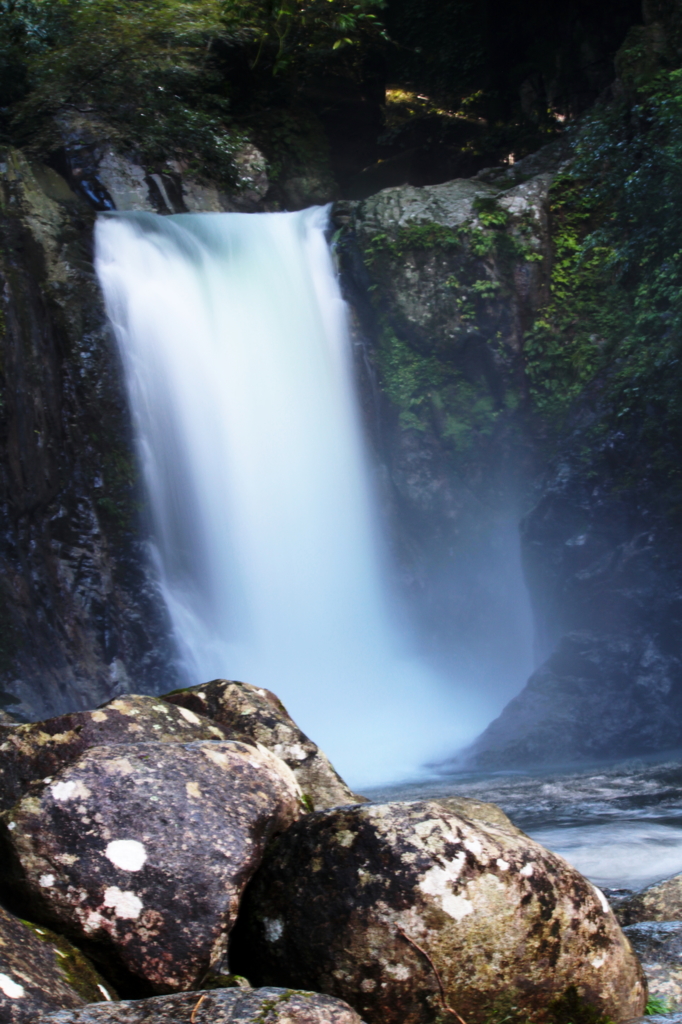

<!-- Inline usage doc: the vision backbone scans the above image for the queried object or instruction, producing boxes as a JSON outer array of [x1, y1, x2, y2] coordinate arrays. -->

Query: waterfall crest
[[95, 207, 478, 786]]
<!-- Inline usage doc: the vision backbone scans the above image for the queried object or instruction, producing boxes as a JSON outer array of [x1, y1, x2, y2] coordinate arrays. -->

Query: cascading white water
[[94, 207, 492, 787]]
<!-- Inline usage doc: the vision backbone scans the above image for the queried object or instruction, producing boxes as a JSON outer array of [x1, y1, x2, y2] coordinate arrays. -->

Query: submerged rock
[[0, 740, 301, 993], [0, 695, 227, 811], [623, 921, 682, 1012], [619, 873, 682, 926], [231, 800, 646, 1024], [39, 986, 364, 1023], [164, 679, 360, 810], [0, 904, 115, 1021]]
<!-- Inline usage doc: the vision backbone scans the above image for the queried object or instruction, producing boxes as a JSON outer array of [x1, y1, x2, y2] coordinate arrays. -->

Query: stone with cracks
[[164, 679, 361, 810], [38, 986, 365, 1023], [0, 695, 227, 811], [0, 903, 116, 1022], [0, 740, 301, 993], [231, 800, 646, 1024]]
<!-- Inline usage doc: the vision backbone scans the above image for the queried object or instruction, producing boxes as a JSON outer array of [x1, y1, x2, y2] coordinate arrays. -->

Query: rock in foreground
[[0, 695, 227, 811], [232, 800, 646, 1024], [0, 904, 115, 1022], [0, 741, 301, 993], [164, 679, 360, 810], [38, 987, 364, 1023]]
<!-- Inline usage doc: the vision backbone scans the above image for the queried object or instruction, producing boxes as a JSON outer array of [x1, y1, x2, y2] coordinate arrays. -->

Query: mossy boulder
[[0, 903, 116, 1021], [0, 694, 227, 811], [0, 740, 301, 993], [231, 800, 646, 1024], [164, 680, 360, 811], [38, 986, 364, 1023]]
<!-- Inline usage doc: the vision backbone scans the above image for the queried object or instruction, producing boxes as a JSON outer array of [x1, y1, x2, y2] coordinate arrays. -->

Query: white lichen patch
[[520, 862, 534, 877], [0, 973, 24, 999], [464, 837, 483, 856], [186, 781, 201, 800], [177, 707, 202, 726], [591, 957, 605, 968], [419, 860, 472, 921], [90, 711, 108, 723], [360, 978, 377, 992], [39, 873, 55, 887], [496, 858, 510, 870], [105, 839, 147, 872], [592, 885, 610, 914], [51, 780, 91, 802], [103, 757, 134, 777], [336, 830, 355, 848], [264, 917, 284, 942], [103, 886, 144, 920], [385, 962, 411, 980]]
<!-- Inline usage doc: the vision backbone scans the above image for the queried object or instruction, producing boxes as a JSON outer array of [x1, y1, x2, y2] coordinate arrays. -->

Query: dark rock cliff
[[0, 148, 177, 720]]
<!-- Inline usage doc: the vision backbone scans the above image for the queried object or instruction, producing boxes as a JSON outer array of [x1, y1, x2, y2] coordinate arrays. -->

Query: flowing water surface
[[367, 756, 682, 890]]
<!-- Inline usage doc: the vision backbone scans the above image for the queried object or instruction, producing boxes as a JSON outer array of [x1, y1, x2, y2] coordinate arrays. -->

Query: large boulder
[[0, 740, 301, 993], [231, 800, 646, 1024], [164, 680, 359, 810], [0, 695, 227, 811], [38, 986, 365, 1023], [0, 903, 116, 1022], [619, 873, 682, 926]]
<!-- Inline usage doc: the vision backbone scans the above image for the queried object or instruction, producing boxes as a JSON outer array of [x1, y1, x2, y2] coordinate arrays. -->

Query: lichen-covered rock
[[433, 796, 525, 835], [231, 800, 646, 1024], [619, 874, 682, 926], [0, 695, 227, 811], [0, 740, 301, 993], [0, 903, 116, 1022], [164, 680, 359, 811], [38, 986, 365, 1023], [623, 921, 682, 1012]]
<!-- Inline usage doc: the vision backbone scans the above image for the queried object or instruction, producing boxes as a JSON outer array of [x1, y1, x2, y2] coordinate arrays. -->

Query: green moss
[[473, 195, 509, 228], [21, 920, 117, 1002], [376, 323, 502, 453], [363, 221, 460, 264], [645, 996, 672, 1015]]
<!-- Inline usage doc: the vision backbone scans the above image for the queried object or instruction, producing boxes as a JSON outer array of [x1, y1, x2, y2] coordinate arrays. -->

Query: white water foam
[[95, 208, 493, 787]]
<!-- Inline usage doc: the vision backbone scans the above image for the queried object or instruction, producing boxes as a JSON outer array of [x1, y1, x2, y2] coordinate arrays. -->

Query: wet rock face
[[0, 740, 301, 993], [231, 800, 646, 1024], [0, 148, 177, 721], [619, 873, 682, 926], [464, 631, 682, 769], [164, 680, 360, 810], [337, 172, 551, 687], [0, 903, 115, 1022], [0, 695, 227, 811], [39, 986, 365, 1023], [623, 922, 682, 1012]]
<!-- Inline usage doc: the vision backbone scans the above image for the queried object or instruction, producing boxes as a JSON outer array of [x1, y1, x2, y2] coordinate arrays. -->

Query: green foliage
[[524, 66, 682, 486], [473, 195, 509, 228], [645, 996, 671, 1015], [0, 0, 386, 177], [376, 324, 503, 452], [222, 0, 386, 76], [362, 221, 460, 264]]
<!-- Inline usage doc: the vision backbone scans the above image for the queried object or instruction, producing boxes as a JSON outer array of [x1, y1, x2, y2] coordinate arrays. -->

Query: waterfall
[[94, 207, 482, 787]]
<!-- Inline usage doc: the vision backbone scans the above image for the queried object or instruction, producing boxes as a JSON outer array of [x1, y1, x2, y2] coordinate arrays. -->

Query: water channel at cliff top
[[366, 755, 682, 892]]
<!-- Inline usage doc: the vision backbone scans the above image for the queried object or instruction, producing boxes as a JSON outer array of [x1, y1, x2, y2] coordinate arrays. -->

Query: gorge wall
[[2, 0, 682, 771]]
